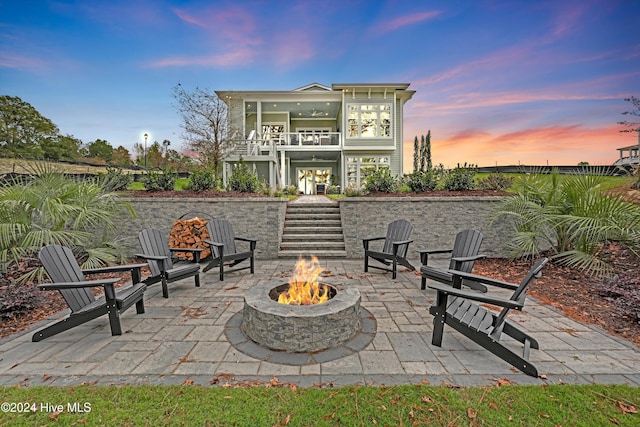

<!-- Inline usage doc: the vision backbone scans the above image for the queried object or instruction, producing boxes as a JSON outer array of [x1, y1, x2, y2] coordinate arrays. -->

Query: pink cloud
[[0, 52, 48, 71], [376, 11, 442, 34], [403, 123, 626, 171]]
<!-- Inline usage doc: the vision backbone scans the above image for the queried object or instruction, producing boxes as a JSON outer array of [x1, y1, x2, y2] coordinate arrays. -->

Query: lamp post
[[143, 133, 148, 168]]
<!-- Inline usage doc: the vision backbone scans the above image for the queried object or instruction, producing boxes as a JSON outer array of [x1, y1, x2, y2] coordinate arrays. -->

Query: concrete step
[[286, 207, 339, 214], [277, 249, 347, 258], [279, 241, 346, 250], [281, 234, 345, 241], [282, 226, 344, 234], [284, 219, 343, 226], [285, 213, 342, 220]]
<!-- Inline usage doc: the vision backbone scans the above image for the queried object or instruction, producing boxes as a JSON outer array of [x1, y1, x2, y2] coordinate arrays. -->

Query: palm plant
[[492, 169, 640, 277], [0, 165, 136, 283]]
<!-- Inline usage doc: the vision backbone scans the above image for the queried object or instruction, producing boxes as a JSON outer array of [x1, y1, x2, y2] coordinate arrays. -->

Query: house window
[[346, 156, 390, 188], [347, 104, 391, 138]]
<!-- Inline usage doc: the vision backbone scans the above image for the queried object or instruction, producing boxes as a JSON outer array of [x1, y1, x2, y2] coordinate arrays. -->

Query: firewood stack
[[169, 217, 212, 261]]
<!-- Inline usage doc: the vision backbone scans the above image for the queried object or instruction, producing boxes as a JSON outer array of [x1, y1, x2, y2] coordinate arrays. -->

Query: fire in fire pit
[[278, 256, 329, 305]]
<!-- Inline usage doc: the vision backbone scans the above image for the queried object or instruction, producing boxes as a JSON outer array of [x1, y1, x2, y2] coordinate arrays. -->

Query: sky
[[1, 0, 639, 170]]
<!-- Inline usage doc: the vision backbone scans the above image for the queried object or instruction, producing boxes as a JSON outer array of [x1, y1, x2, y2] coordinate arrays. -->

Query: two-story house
[[216, 82, 415, 194]]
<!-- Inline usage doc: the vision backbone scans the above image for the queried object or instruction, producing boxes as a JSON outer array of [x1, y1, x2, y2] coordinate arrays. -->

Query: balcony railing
[[228, 132, 342, 157]]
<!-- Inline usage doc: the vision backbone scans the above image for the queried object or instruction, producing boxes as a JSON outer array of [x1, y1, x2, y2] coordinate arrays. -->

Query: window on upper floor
[[347, 104, 392, 138]]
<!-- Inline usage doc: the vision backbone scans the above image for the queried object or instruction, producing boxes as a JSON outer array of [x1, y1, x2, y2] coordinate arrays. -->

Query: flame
[[278, 256, 330, 305]]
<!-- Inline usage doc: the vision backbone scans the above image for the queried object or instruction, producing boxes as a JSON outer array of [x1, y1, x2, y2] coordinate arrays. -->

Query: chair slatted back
[[382, 219, 413, 258], [449, 229, 484, 273], [138, 229, 173, 277], [38, 245, 95, 313], [206, 219, 237, 258], [491, 258, 548, 336]]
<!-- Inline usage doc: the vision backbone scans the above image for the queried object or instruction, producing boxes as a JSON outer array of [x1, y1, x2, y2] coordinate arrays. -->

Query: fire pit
[[241, 257, 362, 353]]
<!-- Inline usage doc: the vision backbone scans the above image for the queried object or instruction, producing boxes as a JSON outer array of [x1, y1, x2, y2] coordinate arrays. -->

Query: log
[[169, 217, 212, 261]]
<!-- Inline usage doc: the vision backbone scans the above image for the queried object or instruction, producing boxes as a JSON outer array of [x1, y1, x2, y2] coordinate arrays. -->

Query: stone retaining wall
[[118, 197, 288, 259], [339, 197, 511, 259], [119, 196, 512, 260]]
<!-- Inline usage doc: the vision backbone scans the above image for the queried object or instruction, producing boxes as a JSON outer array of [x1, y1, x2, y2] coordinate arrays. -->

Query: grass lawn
[[0, 384, 637, 426], [475, 172, 633, 192]]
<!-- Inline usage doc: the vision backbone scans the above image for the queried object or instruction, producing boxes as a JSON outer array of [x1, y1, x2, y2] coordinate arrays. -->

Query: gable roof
[[293, 82, 332, 92]]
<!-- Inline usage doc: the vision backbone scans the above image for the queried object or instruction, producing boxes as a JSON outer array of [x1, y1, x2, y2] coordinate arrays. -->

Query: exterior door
[[296, 168, 331, 195]]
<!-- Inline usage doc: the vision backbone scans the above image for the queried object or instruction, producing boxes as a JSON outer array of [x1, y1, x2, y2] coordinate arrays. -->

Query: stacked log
[[169, 217, 212, 261]]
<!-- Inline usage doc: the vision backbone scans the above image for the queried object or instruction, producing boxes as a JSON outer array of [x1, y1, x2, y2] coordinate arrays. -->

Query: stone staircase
[[278, 201, 346, 258]]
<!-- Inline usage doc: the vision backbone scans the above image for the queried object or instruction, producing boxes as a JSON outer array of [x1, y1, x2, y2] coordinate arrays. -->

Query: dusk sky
[[2, 0, 639, 170]]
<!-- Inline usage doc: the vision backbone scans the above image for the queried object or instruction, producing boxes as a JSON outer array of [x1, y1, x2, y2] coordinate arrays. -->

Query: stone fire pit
[[241, 280, 362, 353]]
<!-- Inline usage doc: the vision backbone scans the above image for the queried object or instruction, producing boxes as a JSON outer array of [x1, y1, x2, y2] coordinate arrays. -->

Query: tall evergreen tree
[[419, 134, 426, 172], [413, 135, 419, 173], [426, 130, 432, 170]]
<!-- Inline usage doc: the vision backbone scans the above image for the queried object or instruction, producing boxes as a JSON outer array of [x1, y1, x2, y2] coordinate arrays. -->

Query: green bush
[[441, 163, 477, 191], [282, 184, 299, 196], [187, 168, 217, 191], [404, 170, 438, 192], [97, 167, 133, 192], [326, 185, 340, 195], [227, 157, 260, 193], [477, 172, 514, 190], [142, 169, 177, 191], [0, 167, 136, 283], [363, 168, 397, 193], [492, 170, 640, 277], [344, 184, 362, 197]]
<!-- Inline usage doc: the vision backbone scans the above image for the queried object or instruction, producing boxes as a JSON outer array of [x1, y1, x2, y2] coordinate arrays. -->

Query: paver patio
[[1, 257, 639, 388]]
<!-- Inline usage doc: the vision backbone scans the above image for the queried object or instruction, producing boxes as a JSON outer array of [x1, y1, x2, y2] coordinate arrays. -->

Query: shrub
[[477, 172, 514, 190], [0, 282, 43, 319], [491, 170, 640, 277], [187, 168, 217, 191], [97, 167, 133, 192], [282, 184, 299, 196], [326, 185, 340, 195], [0, 167, 136, 283], [363, 168, 397, 193], [142, 169, 177, 191], [344, 184, 362, 197], [404, 170, 438, 192], [441, 163, 477, 191], [227, 157, 260, 193]]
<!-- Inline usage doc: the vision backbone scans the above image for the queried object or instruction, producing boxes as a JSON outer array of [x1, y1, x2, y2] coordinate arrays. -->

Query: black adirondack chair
[[428, 257, 548, 377], [418, 229, 487, 292], [202, 218, 257, 281], [363, 219, 415, 279], [33, 245, 147, 342], [137, 228, 202, 298]]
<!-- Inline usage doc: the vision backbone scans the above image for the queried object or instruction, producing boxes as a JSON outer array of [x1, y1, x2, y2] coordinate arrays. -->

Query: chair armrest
[[38, 278, 120, 291], [428, 282, 524, 310], [450, 254, 486, 263], [169, 247, 204, 254], [447, 269, 519, 290], [203, 240, 224, 248], [363, 236, 385, 243], [235, 237, 257, 243], [392, 239, 413, 246], [417, 248, 453, 256], [135, 253, 168, 261], [82, 263, 147, 275]]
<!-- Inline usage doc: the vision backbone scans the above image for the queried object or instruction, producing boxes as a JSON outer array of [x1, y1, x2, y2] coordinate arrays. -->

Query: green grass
[[0, 384, 637, 426], [475, 172, 633, 192]]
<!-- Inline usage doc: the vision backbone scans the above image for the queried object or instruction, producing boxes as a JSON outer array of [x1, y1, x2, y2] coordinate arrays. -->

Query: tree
[[172, 84, 237, 177], [425, 130, 432, 170], [618, 96, 640, 135], [86, 139, 114, 162], [0, 95, 59, 158], [419, 135, 426, 172], [41, 134, 82, 161], [112, 146, 132, 167], [146, 141, 164, 169], [413, 136, 419, 173]]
